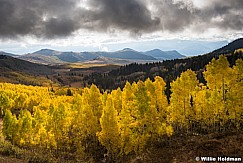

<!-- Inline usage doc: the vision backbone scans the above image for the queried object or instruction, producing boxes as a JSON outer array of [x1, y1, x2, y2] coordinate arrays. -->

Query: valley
[[0, 46, 185, 88], [1, 38, 242, 92]]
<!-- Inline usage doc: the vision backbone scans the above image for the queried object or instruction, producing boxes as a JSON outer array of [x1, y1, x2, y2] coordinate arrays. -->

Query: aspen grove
[[1, 55, 243, 160]]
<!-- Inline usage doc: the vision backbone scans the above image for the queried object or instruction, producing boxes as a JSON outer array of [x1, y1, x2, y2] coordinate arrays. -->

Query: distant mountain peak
[[38, 49, 55, 52], [145, 49, 185, 60], [41, 48, 52, 51], [122, 48, 135, 51], [34, 49, 59, 56], [148, 49, 163, 52]]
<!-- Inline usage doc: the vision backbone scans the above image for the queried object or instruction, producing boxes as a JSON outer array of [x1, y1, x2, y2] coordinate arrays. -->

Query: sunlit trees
[[119, 78, 171, 155], [1, 55, 243, 160], [168, 69, 199, 131], [193, 85, 214, 132], [228, 59, 243, 130], [148, 77, 172, 136], [119, 82, 137, 155], [18, 109, 33, 146], [97, 95, 121, 159], [0, 91, 12, 116], [75, 86, 104, 159], [203, 56, 236, 131], [111, 88, 122, 114], [3, 110, 16, 141]]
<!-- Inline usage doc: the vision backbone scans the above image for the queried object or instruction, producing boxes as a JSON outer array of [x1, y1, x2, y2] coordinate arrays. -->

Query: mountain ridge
[[144, 49, 185, 60], [0, 38, 242, 88], [15, 48, 184, 65], [0, 51, 18, 57], [210, 38, 243, 56], [87, 38, 243, 90]]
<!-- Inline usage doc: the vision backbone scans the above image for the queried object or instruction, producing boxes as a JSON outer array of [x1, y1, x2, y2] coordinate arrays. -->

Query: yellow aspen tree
[[49, 100, 72, 150], [81, 88, 101, 135], [194, 85, 221, 132], [76, 87, 103, 159], [193, 85, 209, 131], [3, 110, 15, 141], [97, 95, 121, 159], [145, 78, 159, 136], [204, 56, 231, 92], [144, 78, 166, 138], [32, 106, 51, 147], [14, 93, 28, 110], [203, 56, 233, 131], [89, 84, 103, 119], [69, 94, 86, 156], [132, 80, 151, 153], [33, 123, 56, 150], [18, 109, 33, 146], [0, 91, 12, 116], [111, 87, 123, 114], [119, 82, 137, 155], [151, 76, 172, 136], [230, 59, 243, 129], [153, 76, 168, 115], [169, 70, 199, 131]]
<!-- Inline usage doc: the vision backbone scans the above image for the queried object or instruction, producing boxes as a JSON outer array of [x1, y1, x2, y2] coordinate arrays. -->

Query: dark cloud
[[0, 0, 78, 38], [148, 0, 196, 32], [0, 0, 242, 39], [85, 0, 160, 33], [200, 0, 243, 31]]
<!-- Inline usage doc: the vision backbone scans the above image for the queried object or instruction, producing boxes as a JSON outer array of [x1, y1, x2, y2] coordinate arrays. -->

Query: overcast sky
[[0, 0, 242, 54]]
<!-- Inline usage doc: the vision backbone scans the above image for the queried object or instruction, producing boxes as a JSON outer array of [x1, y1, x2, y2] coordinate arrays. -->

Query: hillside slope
[[0, 55, 54, 86], [0, 55, 53, 75], [83, 38, 243, 91], [210, 38, 243, 56], [0, 51, 18, 57]]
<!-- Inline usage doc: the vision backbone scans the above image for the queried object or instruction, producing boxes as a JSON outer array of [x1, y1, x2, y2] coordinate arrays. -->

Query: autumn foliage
[[1, 56, 243, 160]]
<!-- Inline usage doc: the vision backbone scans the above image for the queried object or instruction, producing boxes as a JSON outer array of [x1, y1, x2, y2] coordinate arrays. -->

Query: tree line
[[84, 49, 243, 93]]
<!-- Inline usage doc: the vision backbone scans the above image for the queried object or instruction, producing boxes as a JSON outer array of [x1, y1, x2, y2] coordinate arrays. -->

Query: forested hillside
[[84, 42, 243, 97], [0, 55, 243, 162]]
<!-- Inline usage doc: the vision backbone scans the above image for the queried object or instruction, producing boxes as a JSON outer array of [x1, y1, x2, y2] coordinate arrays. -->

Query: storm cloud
[[0, 0, 242, 39]]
